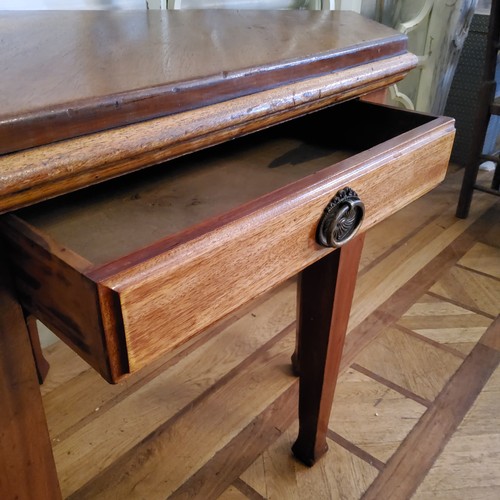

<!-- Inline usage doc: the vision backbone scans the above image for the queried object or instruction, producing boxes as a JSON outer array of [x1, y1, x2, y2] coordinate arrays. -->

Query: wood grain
[[292, 235, 365, 465], [0, 217, 119, 382], [26, 315, 50, 384], [169, 384, 299, 500], [340, 200, 500, 375], [362, 322, 500, 500], [67, 334, 297, 499], [479, 316, 500, 353], [355, 326, 463, 402], [329, 364, 428, 462], [52, 293, 296, 496], [0, 53, 416, 214], [398, 294, 493, 355], [0, 243, 61, 500], [348, 185, 498, 334], [242, 421, 379, 500], [31, 171, 498, 498], [430, 266, 500, 317], [16, 101, 436, 266], [43, 282, 295, 441], [0, 10, 408, 155], [103, 111, 454, 372], [2, 102, 454, 377], [458, 242, 500, 279], [413, 363, 500, 499]]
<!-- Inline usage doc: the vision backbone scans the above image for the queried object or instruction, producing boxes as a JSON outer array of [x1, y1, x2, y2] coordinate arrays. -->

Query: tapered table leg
[[0, 245, 61, 499], [292, 235, 364, 466], [26, 315, 51, 384]]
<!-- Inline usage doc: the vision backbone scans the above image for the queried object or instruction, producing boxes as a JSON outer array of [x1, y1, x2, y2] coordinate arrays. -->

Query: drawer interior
[[14, 100, 433, 268], [3, 98, 452, 381]]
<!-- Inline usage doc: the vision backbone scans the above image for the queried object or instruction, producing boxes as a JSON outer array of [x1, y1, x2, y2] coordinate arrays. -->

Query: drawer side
[[0, 217, 124, 382]]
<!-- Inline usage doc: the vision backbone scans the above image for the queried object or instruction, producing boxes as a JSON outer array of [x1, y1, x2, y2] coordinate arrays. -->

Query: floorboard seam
[[425, 290, 497, 319], [350, 363, 432, 408], [326, 429, 385, 471], [361, 328, 500, 500], [455, 262, 500, 283], [393, 323, 468, 360], [233, 477, 267, 500]]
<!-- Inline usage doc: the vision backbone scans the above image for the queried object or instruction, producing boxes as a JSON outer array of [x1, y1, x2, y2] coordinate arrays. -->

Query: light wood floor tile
[[458, 242, 500, 279], [69, 334, 296, 499], [363, 319, 500, 500], [413, 366, 500, 500], [53, 286, 296, 497], [349, 191, 497, 333], [430, 266, 500, 317], [359, 169, 460, 272], [398, 294, 493, 355], [480, 203, 500, 248], [40, 340, 91, 397], [240, 421, 378, 500], [328, 368, 427, 462], [354, 326, 463, 401], [218, 485, 252, 500]]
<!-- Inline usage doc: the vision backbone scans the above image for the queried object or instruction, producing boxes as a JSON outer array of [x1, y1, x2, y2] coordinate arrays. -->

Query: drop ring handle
[[317, 187, 365, 248]]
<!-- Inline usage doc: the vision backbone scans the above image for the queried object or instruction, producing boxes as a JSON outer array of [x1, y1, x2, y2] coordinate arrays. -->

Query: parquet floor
[[39, 166, 500, 499]]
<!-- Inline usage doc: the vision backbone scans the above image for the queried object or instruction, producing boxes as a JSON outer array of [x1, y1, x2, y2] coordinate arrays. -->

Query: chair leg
[[492, 158, 500, 190], [456, 81, 497, 218], [456, 160, 481, 219]]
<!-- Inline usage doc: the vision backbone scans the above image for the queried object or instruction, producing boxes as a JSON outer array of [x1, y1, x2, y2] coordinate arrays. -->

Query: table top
[[0, 10, 406, 155]]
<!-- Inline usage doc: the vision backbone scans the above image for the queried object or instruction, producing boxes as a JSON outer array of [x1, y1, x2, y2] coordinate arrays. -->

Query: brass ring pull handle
[[317, 187, 365, 248]]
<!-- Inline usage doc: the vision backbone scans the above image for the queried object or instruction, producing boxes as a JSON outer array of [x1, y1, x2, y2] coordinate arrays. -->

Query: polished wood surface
[[109, 107, 453, 374], [0, 53, 416, 215], [292, 234, 365, 465], [0, 10, 407, 155], [13, 102, 433, 264], [0, 245, 61, 500], [1, 218, 119, 382], [2, 102, 455, 379]]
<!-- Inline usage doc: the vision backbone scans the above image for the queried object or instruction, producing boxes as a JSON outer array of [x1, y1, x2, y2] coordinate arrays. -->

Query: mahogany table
[[0, 10, 454, 499]]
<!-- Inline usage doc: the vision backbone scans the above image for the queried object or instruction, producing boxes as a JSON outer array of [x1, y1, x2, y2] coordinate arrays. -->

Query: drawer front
[[2, 103, 455, 381], [101, 112, 454, 373]]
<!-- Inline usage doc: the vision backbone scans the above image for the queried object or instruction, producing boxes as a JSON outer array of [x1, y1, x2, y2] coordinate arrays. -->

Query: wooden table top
[[0, 10, 406, 155]]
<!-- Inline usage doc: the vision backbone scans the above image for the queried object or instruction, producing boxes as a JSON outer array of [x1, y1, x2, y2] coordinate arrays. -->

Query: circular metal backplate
[[317, 187, 365, 248]]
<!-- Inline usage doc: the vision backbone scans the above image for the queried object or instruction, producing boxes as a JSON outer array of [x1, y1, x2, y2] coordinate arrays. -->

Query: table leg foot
[[292, 436, 329, 466]]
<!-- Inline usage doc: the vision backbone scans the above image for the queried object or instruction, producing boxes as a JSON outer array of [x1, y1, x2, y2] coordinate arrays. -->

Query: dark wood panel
[[0, 10, 407, 154], [0, 217, 123, 382], [0, 242, 61, 500]]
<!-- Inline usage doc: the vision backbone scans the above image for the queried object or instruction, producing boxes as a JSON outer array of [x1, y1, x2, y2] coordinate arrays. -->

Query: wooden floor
[[39, 165, 500, 500]]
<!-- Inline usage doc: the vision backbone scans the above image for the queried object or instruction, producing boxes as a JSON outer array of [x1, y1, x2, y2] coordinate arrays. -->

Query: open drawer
[[1, 100, 455, 383]]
